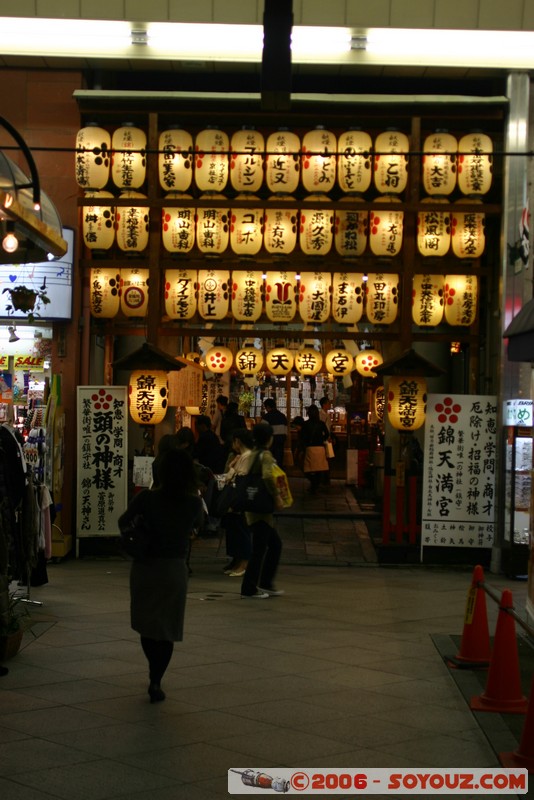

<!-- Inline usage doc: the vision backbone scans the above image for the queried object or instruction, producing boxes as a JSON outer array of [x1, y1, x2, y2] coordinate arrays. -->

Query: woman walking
[[119, 448, 204, 702]]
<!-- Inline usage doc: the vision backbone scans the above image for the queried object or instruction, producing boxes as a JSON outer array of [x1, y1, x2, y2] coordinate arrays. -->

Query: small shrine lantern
[[196, 194, 229, 254], [444, 275, 478, 326], [422, 131, 457, 196], [299, 195, 333, 256], [387, 376, 427, 431], [231, 270, 263, 322], [457, 132, 493, 196], [265, 346, 294, 376], [298, 272, 331, 324], [128, 370, 168, 425], [355, 349, 383, 378], [301, 127, 336, 193], [373, 130, 409, 194], [331, 272, 365, 325], [164, 269, 197, 320], [111, 124, 146, 189], [230, 128, 264, 193], [120, 268, 149, 317], [235, 344, 263, 376], [417, 198, 451, 257], [89, 268, 120, 318], [264, 199, 298, 255], [412, 274, 445, 327], [265, 130, 300, 194], [337, 129, 372, 194], [324, 349, 354, 377], [116, 192, 149, 252], [82, 191, 115, 250], [451, 202, 485, 259], [161, 193, 195, 253], [230, 196, 263, 256], [194, 128, 229, 192], [365, 273, 399, 325], [334, 197, 368, 257], [294, 346, 323, 376], [158, 127, 193, 192], [369, 197, 403, 257], [204, 345, 233, 374], [75, 124, 110, 189]]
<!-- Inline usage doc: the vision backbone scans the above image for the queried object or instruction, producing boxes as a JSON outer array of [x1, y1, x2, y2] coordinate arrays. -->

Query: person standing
[[319, 396, 333, 485], [240, 423, 285, 599], [212, 394, 228, 444], [262, 397, 288, 467], [118, 448, 204, 703], [299, 404, 330, 495], [220, 428, 254, 577]]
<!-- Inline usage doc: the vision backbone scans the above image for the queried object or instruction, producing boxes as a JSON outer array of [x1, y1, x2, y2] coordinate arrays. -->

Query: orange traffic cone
[[500, 674, 534, 773], [470, 589, 528, 713], [447, 564, 491, 668]]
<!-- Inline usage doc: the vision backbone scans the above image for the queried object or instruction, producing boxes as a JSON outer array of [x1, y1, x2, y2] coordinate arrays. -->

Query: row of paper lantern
[[76, 124, 493, 198], [90, 268, 478, 328], [83, 191, 485, 260]]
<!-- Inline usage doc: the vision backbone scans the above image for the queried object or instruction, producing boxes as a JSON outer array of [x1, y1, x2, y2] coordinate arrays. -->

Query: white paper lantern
[[301, 128, 336, 193], [337, 130, 372, 194], [422, 131, 457, 196], [294, 346, 323, 376], [231, 270, 263, 322], [387, 376, 427, 431], [265, 347, 294, 376], [265, 271, 298, 322], [334, 198, 368, 257], [230, 128, 264, 193], [355, 349, 383, 378], [111, 125, 146, 189], [365, 273, 399, 325], [129, 370, 168, 425], [116, 192, 149, 252], [374, 130, 409, 194], [89, 268, 120, 318], [196, 194, 229, 254], [263, 199, 298, 255], [164, 269, 197, 320], [265, 130, 300, 194], [235, 344, 263, 376], [204, 345, 233, 373], [458, 133, 493, 196], [194, 128, 229, 192], [197, 269, 230, 320], [75, 124, 110, 189], [451, 202, 485, 259], [230, 196, 263, 256], [300, 195, 333, 256], [120, 268, 149, 317], [412, 274, 444, 327], [325, 349, 354, 377], [417, 198, 451, 257], [158, 128, 193, 192], [331, 272, 365, 325], [162, 193, 195, 253], [82, 191, 115, 250], [298, 272, 331, 323], [444, 275, 478, 326], [369, 197, 403, 257]]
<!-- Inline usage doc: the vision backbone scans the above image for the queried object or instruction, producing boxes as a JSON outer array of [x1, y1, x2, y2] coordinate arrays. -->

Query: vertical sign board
[[77, 387, 128, 544], [422, 394, 497, 552]]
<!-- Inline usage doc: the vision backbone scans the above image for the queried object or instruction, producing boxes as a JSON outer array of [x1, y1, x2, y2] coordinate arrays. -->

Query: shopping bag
[[325, 440, 335, 459], [271, 463, 293, 508], [232, 472, 275, 514]]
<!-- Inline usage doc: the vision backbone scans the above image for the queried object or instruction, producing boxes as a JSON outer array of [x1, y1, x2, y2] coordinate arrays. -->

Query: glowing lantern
[[334, 197, 368, 257], [194, 128, 229, 192], [265, 130, 300, 194], [369, 198, 403, 257], [129, 370, 168, 425], [75, 124, 110, 189], [374, 386, 385, 422], [120, 268, 149, 317], [230, 196, 263, 255], [417, 198, 451, 257], [331, 272, 364, 325], [325, 349, 354, 377], [451, 202, 485, 258], [337, 129, 372, 194], [265, 346, 294, 376], [422, 131, 457, 196], [82, 191, 115, 250], [265, 271, 298, 323], [235, 344, 263, 376], [89, 268, 120, 318], [158, 127, 193, 192], [301, 128, 336, 193], [264, 198, 298, 255], [365, 273, 399, 325], [161, 193, 195, 253], [458, 133, 493, 196], [294, 346, 323, 376], [231, 270, 263, 322], [164, 269, 197, 320], [374, 130, 409, 194], [355, 349, 383, 378], [230, 128, 264, 193], [444, 275, 478, 326], [387, 376, 427, 431], [204, 345, 233, 374], [412, 274, 444, 327], [111, 124, 146, 189], [298, 272, 331, 323], [196, 194, 229, 254], [198, 269, 230, 320], [116, 192, 149, 252], [300, 195, 333, 256]]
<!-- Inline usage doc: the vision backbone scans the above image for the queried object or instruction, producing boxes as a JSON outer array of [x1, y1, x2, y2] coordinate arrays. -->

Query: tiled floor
[[1, 479, 532, 799]]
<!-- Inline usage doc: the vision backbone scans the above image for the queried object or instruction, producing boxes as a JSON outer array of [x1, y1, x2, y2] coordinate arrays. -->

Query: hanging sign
[[198, 269, 230, 320], [231, 270, 263, 322], [168, 363, 203, 408], [164, 269, 197, 320], [298, 272, 331, 323], [331, 272, 364, 325], [422, 393, 497, 549], [13, 355, 45, 371], [265, 270, 298, 322], [76, 386, 128, 539]]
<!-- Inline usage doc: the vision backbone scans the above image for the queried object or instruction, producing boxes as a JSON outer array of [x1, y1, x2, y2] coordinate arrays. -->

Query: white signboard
[[76, 386, 128, 539], [422, 394, 497, 549]]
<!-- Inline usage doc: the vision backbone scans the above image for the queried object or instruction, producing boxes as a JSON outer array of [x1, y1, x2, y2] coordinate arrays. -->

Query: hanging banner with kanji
[[422, 393, 497, 549], [76, 386, 128, 539]]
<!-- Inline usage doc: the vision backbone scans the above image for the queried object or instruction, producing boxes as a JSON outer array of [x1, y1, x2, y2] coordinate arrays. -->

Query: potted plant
[[3, 280, 51, 323]]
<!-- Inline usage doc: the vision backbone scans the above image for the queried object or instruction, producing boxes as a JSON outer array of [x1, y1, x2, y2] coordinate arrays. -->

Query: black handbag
[[119, 513, 150, 559], [212, 481, 239, 517], [231, 454, 275, 514]]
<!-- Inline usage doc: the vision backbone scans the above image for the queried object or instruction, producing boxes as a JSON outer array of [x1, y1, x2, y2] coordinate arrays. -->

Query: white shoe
[[241, 591, 269, 599], [258, 587, 284, 596]]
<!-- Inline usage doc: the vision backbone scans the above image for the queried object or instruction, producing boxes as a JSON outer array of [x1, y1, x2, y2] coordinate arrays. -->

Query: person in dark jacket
[[220, 400, 246, 461], [194, 415, 225, 474], [262, 398, 287, 466], [298, 404, 329, 494]]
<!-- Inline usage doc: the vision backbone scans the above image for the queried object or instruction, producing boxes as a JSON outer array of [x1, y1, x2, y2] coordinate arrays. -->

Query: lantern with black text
[[374, 130, 409, 194], [196, 194, 229, 254], [75, 124, 110, 189], [120, 268, 149, 317], [235, 344, 263, 376], [264, 199, 298, 255], [355, 349, 383, 378], [195, 128, 229, 192], [451, 202, 485, 258], [230, 197, 263, 256], [365, 274, 399, 325], [444, 275, 478, 326], [231, 128, 264, 193], [82, 191, 115, 250], [129, 370, 168, 425], [301, 128, 336, 193], [387, 376, 427, 431], [295, 346, 322, 377], [162, 193, 195, 253], [111, 125, 146, 190], [89, 268, 120, 318], [265, 271, 298, 323], [417, 199, 450, 257], [205, 345, 233, 374], [374, 386, 385, 423], [325, 349, 354, 377], [198, 269, 230, 320], [422, 132, 457, 196], [231, 270, 263, 322], [116, 192, 149, 252], [331, 272, 364, 325], [335, 198, 368, 257], [265, 130, 300, 194], [265, 346, 294, 376], [369, 197, 403, 257], [298, 272, 331, 323], [164, 269, 197, 320], [300, 196, 333, 256], [158, 128, 193, 192], [458, 133, 493, 196], [412, 274, 444, 327], [337, 130, 372, 194]]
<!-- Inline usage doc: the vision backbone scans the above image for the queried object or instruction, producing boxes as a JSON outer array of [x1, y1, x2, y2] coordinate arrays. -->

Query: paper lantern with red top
[[197, 269, 230, 320], [161, 193, 195, 253], [82, 191, 115, 250], [412, 274, 445, 327], [129, 370, 168, 425], [111, 125, 146, 190], [158, 127, 193, 192], [230, 128, 264, 193], [231, 270, 263, 322], [444, 275, 478, 326], [205, 345, 233, 374], [265, 271, 298, 322], [300, 195, 333, 256], [298, 272, 331, 323], [355, 349, 383, 378], [89, 268, 120, 318], [116, 192, 149, 252], [458, 133, 493, 196], [194, 128, 229, 192], [387, 376, 427, 431], [265, 130, 300, 194], [120, 268, 149, 317], [337, 130, 372, 194], [75, 124, 110, 189], [230, 196, 263, 256], [331, 272, 364, 325], [164, 269, 197, 320], [196, 194, 229, 254], [369, 198, 403, 257], [422, 132, 457, 196], [374, 130, 409, 194], [301, 128, 336, 193]]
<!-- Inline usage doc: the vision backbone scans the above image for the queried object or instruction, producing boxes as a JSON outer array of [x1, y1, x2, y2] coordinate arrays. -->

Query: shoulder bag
[[119, 513, 150, 559], [231, 452, 275, 514]]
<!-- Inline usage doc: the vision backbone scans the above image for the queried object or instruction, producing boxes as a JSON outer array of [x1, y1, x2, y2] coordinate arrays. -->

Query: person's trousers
[[140, 636, 174, 685], [240, 519, 282, 595]]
